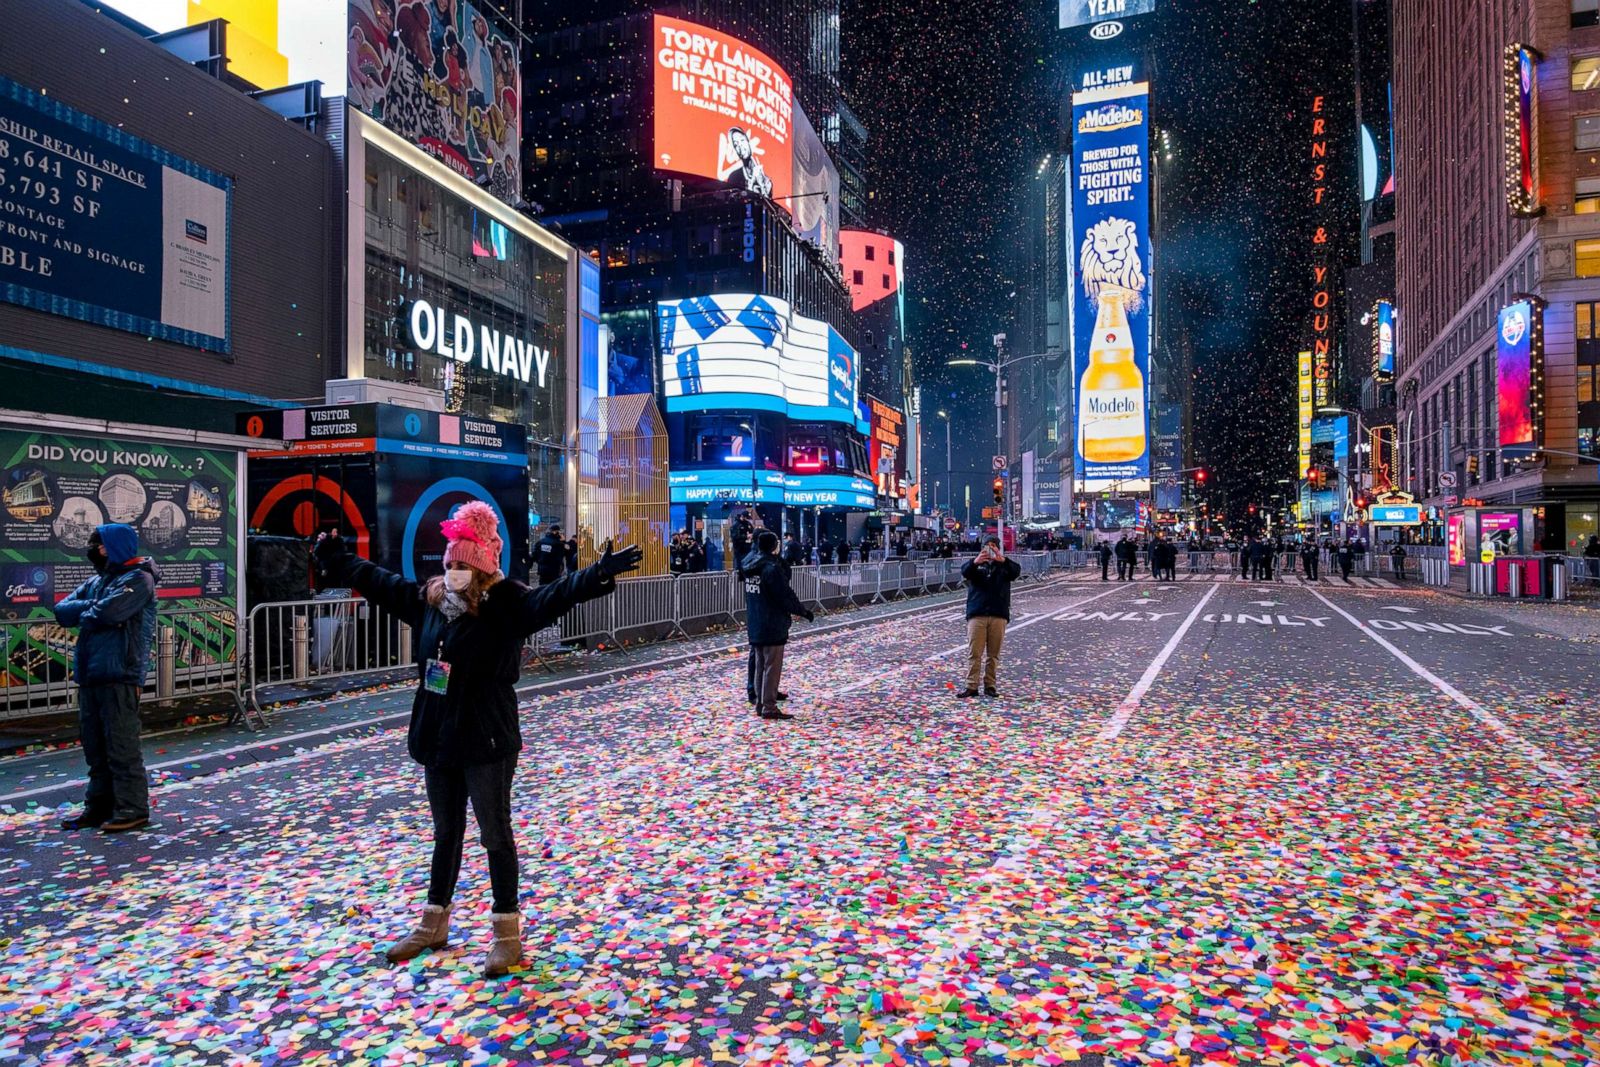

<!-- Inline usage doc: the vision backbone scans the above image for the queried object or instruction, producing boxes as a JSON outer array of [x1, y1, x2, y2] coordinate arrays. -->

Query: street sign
[[1442, 495, 1459, 506], [943, 518, 959, 530], [1439, 471, 1458, 488], [992, 455, 1007, 471]]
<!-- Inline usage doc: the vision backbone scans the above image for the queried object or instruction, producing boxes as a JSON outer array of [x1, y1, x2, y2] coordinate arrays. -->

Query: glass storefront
[[361, 143, 570, 531]]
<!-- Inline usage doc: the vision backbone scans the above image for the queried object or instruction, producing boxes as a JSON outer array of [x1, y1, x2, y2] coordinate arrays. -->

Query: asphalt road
[[1, 576, 1597, 1066]]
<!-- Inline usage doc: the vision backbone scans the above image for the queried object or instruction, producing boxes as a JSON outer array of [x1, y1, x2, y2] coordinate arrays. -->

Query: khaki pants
[[966, 616, 1007, 691]]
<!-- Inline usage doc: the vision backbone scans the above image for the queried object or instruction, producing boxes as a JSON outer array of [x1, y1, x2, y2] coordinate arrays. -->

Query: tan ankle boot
[[483, 912, 522, 977], [385, 904, 449, 963]]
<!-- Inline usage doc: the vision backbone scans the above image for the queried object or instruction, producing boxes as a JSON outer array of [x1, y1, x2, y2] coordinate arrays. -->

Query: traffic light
[[1194, 469, 1207, 484], [1466, 455, 1479, 476], [992, 477, 1004, 504], [1248, 504, 1258, 515]]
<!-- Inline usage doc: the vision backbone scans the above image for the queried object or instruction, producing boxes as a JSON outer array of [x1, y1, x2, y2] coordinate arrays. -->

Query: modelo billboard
[[658, 294, 862, 428], [652, 14, 793, 205], [1072, 66, 1152, 493]]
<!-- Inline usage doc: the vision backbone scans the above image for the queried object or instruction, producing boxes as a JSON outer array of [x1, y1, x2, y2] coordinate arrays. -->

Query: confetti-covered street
[[2, 578, 1597, 1066]]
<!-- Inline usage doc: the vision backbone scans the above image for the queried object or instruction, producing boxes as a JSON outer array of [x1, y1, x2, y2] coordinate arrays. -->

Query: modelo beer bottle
[[1079, 287, 1146, 464]]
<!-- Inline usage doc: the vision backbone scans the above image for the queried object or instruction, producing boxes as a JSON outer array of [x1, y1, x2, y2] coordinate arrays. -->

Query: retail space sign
[[0, 75, 231, 352], [405, 298, 553, 388], [651, 14, 793, 205], [1368, 504, 1421, 526], [1072, 65, 1152, 494], [347, 0, 522, 204]]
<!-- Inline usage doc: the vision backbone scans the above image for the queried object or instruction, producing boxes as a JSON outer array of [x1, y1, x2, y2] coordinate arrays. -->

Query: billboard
[[0, 75, 231, 352], [91, 1, 347, 92], [1072, 68, 1151, 494], [347, 0, 522, 204], [1153, 403, 1182, 510], [1496, 299, 1536, 448], [651, 14, 794, 206], [791, 100, 840, 259], [1060, 0, 1156, 30], [1504, 44, 1540, 217], [1447, 514, 1465, 565], [1373, 299, 1395, 380], [658, 295, 862, 428], [866, 396, 906, 497], [1298, 351, 1314, 476]]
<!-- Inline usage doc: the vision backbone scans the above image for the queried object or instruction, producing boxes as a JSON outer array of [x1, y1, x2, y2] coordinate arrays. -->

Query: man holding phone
[[958, 536, 1023, 699]]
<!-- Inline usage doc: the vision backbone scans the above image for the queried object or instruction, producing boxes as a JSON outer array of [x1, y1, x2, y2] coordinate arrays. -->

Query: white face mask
[[444, 569, 473, 593]]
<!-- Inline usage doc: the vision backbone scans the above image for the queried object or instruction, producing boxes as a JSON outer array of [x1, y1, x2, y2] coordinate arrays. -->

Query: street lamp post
[[936, 410, 953, 513], [948, 349, 1055, 549]]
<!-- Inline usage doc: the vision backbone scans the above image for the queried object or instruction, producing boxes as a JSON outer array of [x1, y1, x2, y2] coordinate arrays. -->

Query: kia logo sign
[[1090, 20, 1124, 40]]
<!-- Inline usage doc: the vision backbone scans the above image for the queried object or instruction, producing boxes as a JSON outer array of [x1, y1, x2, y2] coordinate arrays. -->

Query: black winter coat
[[533, 533, 566, 582], [962, 557, 1022, 620], [743, 551, 811, 645], [325, 548, 616, 767]]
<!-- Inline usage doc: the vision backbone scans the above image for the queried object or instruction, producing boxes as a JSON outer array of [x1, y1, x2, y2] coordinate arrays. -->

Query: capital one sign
[[405, 299, 552, 388]]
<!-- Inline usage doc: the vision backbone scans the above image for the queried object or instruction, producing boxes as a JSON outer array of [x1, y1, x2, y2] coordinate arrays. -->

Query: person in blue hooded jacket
[[742, 531, 813, 720], [54, 523, 159, 833]]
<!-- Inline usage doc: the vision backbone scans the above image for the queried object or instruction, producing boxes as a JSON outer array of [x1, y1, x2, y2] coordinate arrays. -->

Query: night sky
[[846, 0, 1356, 521]]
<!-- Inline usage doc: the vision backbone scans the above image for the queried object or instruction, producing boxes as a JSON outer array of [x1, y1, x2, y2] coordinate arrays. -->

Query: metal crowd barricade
[[2, 606, 246, 725], [674, 571, 740, 631], [611, 575, 678, 642], [1567, 556, 1600, 586], [243, 596, 407, 721], [556, 592, 616, 647]]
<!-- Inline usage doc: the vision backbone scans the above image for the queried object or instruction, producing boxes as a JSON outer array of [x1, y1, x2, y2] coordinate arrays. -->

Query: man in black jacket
[[783, 532, 806, 567], [730, 511, 754, 575], [533, 525, 566, 585], [743, 531, 814, 720], [959, 537, 1023, 698], [1097, 540, 1112, 581]]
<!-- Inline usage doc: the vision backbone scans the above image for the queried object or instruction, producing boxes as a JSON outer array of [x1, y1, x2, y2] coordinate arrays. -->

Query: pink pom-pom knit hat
[[440, 500, 504, 575]]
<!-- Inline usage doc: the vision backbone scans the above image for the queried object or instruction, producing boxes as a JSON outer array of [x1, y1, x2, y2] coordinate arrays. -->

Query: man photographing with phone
[[958, 535, 1022, 699]]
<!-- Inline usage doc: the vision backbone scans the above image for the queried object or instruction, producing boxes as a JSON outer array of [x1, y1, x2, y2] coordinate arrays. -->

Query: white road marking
[[920, 585, 1125, 663], [1380, 605, 1420, 614], [1305, 588, 1577, 783], [1099, 583, 1220, 741]]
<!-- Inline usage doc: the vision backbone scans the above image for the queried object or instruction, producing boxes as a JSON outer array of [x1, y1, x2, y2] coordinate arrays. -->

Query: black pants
[[1303, 558, 1319, 580], [424, 755, 519, 914], [1101, 559, 1110, 580], [79, 682, 149, 820]]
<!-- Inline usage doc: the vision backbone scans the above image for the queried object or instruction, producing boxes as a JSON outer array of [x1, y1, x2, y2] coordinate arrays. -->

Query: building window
[[864, 245, 875, 261], [1580, 114, 1600, 150], [1579, 366, 1597, 404], [852, 269, 863, 285], [888, 248, 896, 265], [1578, 57, 1600, 91], [1579, 0, 1600, 28], [1578, 239, 1600, 276], [882, 273, 891, 288], [1580, 177, 1600, 213], [1581, 302, 1600, 339]]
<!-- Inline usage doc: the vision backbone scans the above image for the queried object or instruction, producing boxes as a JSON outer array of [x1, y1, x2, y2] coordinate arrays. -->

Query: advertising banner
[[791, 100, 839, 258], [1373, 299, 1395, 380], [1447, 513, 1465, 565], [1481, 511, 1521, 554], [1153, 402, 1182, 510], [1298, 351, 1314, 477], [658, 294, 862, 428], [1072, 67, 1152, 494], [867, 396, 905, 497], [0, 75, 231, 352], [1504, 44, 1540, 216], [1, 428, 237, 689], [1496, 299, 1536, 448], [651, 14, 793, 205], [347, 0, 521, 203], [1060, 0, 1156, 30]]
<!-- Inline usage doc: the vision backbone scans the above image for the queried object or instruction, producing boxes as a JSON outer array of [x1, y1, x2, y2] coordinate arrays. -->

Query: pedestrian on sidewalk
[[742, 530, 814, 721], [313, 504, 641, 977], [1097, 539, 1112, 581], [55, 524, 158, 834], [959, 536, 1022, 699]]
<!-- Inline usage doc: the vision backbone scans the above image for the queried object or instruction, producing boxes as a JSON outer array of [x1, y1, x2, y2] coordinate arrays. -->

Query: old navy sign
[[405, 299, 552, 388]]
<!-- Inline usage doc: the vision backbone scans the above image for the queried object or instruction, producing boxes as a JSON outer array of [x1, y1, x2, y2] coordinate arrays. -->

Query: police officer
[[1097, 539, 1113, 581], [533, 524, 566, 585]]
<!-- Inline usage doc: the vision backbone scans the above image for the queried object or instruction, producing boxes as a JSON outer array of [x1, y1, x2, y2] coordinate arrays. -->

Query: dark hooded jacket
[[315, 535, 617, 767], [742, 550, 811, 645], [962, 555, 1023, 621], [53, 523, 160, 686]]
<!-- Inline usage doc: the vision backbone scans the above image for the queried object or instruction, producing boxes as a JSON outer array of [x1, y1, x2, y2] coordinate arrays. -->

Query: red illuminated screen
[[651, 15, 794, 204]]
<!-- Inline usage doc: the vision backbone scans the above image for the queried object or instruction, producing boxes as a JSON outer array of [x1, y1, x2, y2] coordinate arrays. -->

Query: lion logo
[[1080, 218, 1147, 313]]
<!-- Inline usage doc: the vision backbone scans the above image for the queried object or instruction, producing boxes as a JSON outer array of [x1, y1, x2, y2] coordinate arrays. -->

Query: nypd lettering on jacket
[[405, 298, 552, 387]]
